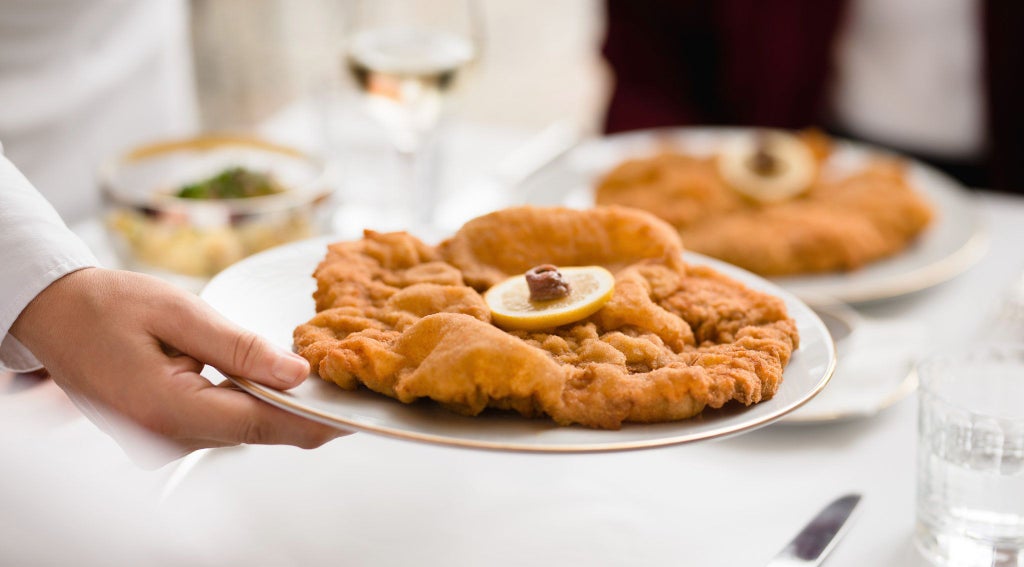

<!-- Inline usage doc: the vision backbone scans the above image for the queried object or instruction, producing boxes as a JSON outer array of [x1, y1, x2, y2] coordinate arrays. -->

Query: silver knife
[[765, 493, 862, 566]]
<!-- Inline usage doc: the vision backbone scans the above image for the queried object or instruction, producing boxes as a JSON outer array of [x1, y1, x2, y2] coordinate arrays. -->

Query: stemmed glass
[[344, 0, 481, 228]]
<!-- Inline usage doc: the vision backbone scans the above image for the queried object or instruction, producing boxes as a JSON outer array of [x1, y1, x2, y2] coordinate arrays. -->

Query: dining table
[[3, 101, 1023, 567]]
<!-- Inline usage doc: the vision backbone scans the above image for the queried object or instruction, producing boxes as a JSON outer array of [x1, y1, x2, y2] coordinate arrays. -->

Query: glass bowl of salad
[[100, 135, 332, 287]]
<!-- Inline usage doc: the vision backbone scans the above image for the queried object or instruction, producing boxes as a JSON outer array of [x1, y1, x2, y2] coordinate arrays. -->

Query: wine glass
[[344, 0, 481, 228]]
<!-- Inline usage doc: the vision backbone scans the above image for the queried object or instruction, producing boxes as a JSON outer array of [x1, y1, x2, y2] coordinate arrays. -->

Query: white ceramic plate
[[200, 237, 836, 452], [529, 127, 988, 304]]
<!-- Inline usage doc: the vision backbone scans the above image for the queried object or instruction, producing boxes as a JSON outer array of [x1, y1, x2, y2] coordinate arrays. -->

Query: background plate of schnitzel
[[524, 127, 988, 304], [200, 237, 836, 452]]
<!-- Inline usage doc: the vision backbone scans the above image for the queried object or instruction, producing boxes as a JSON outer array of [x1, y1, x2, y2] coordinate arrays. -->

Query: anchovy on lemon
[[484, 266, 615, 331], [717, 131, 816, 203]]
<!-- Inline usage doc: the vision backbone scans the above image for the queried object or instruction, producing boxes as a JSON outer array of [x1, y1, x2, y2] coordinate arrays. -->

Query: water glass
[[916, 344, 1024, 566]]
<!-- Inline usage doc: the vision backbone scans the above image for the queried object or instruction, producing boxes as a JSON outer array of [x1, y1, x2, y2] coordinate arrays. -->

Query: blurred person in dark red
[[602, 0, 1023, 192]]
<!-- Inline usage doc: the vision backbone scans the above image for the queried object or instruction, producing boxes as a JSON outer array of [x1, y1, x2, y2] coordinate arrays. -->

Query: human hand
[[11, 268, 347, 464]]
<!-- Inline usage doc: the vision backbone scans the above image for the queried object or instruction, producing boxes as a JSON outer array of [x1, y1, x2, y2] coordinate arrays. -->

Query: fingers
[[152, 296, 310, 390], [24, 268, 342, 465], [134, 287, 315, 457], [170, 375, 347, 449]]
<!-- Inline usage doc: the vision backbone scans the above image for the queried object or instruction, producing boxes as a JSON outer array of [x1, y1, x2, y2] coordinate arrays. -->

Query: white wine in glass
[[344, 0, 479, 226]]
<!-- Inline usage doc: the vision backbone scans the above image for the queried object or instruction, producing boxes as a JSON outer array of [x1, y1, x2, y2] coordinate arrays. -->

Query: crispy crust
[[293, 206, 799, 429]]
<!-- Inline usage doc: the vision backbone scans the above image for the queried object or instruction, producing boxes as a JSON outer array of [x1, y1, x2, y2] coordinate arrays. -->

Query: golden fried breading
[[595, 134, 934, 276], [293, 206, 799, 429], [440, 205, 685, 288]]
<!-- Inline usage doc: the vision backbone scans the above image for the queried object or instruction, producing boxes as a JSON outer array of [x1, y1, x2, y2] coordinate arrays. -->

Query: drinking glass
[[344, 0, 480, 228], [916, 344, 1024, 566]]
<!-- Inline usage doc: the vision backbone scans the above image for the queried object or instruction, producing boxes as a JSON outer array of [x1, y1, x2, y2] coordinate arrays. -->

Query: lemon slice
[[484, 266, 615, 331], [717, 131, 816, 203]]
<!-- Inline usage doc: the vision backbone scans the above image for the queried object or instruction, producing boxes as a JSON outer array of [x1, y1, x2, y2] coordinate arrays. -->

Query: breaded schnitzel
[[293, 206, 799, 429], [595, 132, 933, 276]]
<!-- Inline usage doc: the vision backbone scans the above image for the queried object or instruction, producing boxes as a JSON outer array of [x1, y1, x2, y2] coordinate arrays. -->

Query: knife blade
[[765, 493, 862, 566]]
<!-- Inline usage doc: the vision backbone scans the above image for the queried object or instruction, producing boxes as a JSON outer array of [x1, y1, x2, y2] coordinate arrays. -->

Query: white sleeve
[[0, 146, 99, 372]]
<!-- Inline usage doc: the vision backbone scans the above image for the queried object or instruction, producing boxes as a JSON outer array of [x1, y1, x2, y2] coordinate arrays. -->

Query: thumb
[[154, 296, 310, 389]]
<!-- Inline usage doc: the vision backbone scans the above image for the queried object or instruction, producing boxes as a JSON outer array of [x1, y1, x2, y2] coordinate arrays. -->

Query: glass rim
[[916, 341, 1024, 421]]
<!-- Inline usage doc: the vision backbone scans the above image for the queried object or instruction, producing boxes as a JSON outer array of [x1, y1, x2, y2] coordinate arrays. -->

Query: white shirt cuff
[[0, 152, 100, 372]]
